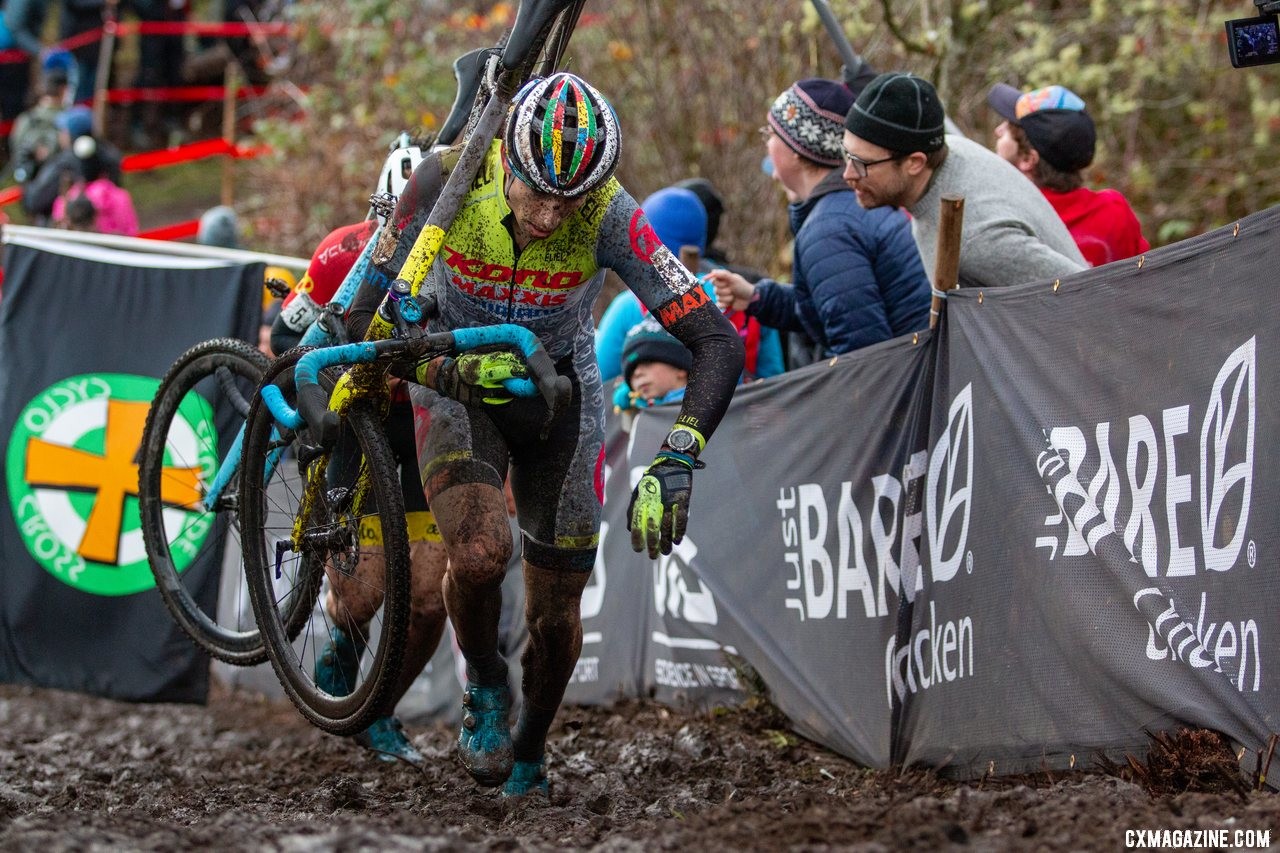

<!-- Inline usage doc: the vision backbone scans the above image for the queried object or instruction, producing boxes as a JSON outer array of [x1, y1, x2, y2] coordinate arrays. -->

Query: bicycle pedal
[[274, 540, 292, 579]]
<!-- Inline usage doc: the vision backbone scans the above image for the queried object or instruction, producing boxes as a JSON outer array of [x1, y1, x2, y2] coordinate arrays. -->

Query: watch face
[[667, 428, 697, 454]]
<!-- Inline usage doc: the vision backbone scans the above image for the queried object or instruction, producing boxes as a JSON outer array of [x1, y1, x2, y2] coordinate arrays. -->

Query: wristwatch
[[664, 426, 700, 456]]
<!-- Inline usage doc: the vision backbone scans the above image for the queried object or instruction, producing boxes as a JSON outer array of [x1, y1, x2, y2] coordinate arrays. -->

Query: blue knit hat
[[640, 187, 707, 255], [197, 206, 241, 249]]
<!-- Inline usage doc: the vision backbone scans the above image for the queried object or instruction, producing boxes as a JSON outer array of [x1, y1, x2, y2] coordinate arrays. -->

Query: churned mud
[[1, 682, 1277, 851]]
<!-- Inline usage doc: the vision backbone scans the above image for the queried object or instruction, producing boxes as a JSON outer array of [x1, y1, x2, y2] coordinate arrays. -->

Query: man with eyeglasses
[[709, 77, 930, 366], [842, 72, 1085, 289]]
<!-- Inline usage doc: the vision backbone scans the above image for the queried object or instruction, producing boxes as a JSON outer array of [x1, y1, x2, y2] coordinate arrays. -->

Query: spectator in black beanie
[[841, 71, 1084, 289]]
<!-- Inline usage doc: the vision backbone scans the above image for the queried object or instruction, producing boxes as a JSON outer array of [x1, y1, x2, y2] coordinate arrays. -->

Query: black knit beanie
[[622, 317, 692, 384], [844, 72, 946, 154]]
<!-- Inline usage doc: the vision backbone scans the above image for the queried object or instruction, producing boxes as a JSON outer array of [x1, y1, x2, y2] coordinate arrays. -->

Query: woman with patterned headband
[[709, 77, 931, 367]]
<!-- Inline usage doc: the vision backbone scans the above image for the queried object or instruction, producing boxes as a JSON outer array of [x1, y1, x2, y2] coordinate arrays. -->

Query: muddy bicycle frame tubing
[[197, 228, 384, 512], [295, 0, 586, 439], [196, 33, 501, 510]]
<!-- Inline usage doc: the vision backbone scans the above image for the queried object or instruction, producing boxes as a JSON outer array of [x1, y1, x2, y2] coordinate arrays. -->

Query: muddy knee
[[446, 531, 511, 588], [433, 483, 512, 588]]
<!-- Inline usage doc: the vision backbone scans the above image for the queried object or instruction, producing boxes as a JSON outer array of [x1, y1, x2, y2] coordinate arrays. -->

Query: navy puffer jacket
[[749, 170, 930, 356]]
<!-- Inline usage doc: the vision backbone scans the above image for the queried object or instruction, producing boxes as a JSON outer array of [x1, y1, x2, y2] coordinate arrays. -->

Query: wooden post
[[91, 0, 120, 137], [221, 62, 241, 208], [929, 194, 965, 330], [678, 244, 701, 273]]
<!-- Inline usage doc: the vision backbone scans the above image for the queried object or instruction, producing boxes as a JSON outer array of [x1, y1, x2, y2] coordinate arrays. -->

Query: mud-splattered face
[[505, 173, 587, 249]]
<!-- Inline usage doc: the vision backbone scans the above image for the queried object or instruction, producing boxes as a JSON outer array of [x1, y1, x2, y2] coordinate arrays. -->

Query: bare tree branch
[[877, 0, 930, 54]]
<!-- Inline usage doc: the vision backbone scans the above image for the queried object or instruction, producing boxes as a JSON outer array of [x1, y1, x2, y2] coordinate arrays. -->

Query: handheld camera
[[1227, 2, 1280, 67]]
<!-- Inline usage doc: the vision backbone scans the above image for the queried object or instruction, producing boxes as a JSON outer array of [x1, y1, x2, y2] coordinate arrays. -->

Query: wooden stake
[[679, 244, 701, 273], [91, 0, 120, 138], [221, 62, 241, 208], [929, 194, 965, 331]]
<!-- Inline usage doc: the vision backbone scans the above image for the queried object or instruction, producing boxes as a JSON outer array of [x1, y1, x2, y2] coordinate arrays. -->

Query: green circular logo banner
[[5, 373, 220, 596]]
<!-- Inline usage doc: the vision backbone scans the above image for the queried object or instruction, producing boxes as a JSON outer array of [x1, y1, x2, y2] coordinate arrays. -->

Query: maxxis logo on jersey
[[5, 373, 219, 596]]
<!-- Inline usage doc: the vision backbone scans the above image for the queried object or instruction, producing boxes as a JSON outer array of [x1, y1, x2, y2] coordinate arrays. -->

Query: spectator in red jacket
[[989, 83, 1149, 267]]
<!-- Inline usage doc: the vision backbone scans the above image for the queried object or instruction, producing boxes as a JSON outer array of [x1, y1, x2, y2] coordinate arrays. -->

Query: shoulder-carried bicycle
[[234, 0, 586, 735], [136, 49, 491, 668]]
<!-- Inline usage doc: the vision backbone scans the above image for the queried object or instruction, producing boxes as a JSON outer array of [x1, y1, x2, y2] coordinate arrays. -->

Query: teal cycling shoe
[[313, 626, 365, 697], [353, 716, 425, 767], [458, 683, 513, 787], [501, 759, 549, 798]]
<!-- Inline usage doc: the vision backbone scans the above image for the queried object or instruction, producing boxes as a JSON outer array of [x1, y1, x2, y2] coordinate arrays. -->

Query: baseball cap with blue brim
[[987, 83, 1097, 172]]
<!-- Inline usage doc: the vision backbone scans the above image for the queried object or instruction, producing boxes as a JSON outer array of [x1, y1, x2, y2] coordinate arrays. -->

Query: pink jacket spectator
[[53, 179, 139, 237]]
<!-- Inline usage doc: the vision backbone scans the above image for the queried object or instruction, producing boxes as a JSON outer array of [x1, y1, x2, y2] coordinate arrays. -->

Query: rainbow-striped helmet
[[503, 72, 621, 198]]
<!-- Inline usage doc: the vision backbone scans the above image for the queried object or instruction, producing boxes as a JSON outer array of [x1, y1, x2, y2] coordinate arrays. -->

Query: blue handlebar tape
[[451, 324, 539, 354], [261, 384, 304, 431], [296, 342, 381, 387]]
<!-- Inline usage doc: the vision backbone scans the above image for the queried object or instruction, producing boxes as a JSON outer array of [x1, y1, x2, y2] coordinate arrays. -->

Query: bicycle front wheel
[[138, 337, 269, 666], [240, 349, 411, 736]]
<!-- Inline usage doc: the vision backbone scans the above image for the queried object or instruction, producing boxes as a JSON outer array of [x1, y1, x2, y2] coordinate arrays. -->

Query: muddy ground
[[1, 682, 1277, 851]]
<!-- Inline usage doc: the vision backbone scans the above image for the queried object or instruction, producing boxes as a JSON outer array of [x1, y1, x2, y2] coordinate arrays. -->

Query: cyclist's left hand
[[627, 453, 695, 558]]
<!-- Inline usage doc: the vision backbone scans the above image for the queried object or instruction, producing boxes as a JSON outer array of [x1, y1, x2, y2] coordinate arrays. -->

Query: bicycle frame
[[196, 31, 497, 511], [198, 222, 383, 512], [295, 0, 583, 445]]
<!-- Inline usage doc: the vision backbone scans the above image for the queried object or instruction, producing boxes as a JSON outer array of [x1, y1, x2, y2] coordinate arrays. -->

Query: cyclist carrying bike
[[347, 72, 744, 796]]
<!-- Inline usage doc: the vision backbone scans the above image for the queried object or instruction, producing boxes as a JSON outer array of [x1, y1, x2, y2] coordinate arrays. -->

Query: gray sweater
[[910, 134, 1086, 288]]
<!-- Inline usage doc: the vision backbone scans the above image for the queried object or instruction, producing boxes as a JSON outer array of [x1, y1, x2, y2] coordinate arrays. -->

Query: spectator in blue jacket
[[708, 78, 930, 363], [595, 184, 784, 383]]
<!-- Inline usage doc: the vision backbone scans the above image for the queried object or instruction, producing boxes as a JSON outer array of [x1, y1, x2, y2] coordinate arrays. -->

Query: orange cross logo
[[24, 399, 201, 565]]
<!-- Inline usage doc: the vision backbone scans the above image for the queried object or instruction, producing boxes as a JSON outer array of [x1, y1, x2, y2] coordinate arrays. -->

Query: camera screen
[[1227, 15, 1280, 67]]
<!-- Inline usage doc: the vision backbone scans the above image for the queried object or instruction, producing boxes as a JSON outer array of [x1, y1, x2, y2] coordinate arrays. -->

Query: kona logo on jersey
[[656, 288, 710, 326], [443, 246, 584, 290], [5, 374, 219, 596], [630, 210, 698, 296]]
